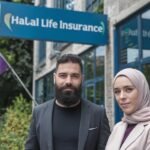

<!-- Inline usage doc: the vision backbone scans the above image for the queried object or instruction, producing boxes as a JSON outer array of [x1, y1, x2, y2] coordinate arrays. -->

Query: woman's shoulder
[[111, 121, 127, 132], [141, 121, 150, 130], [114, 121, 126, 127]]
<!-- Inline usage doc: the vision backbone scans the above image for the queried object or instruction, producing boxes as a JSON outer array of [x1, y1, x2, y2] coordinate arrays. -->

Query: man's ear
[[53, 73, 56, 84]]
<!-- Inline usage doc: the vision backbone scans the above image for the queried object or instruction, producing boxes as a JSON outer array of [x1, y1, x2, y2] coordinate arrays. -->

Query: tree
[[0, 0, 34, 111], [0, 95, 32, 150], [0, 38, 33, 108]]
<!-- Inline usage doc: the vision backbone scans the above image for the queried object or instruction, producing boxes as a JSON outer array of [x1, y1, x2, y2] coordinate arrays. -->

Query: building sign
[[0, 2, 108, 45]]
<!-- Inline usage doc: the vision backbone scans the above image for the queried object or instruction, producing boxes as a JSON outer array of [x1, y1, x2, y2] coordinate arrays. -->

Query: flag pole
[[0, 53, 38, 106]]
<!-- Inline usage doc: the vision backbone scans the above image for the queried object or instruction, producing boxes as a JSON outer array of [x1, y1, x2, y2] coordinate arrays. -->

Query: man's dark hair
[[55, 54, 83, 73]]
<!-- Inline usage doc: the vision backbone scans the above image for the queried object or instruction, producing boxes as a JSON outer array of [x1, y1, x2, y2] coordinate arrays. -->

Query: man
[[25, 54, 110, 150]]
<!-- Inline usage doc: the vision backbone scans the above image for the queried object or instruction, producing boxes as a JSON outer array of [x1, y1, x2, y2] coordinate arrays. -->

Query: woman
[[105, 68, 150, 150]]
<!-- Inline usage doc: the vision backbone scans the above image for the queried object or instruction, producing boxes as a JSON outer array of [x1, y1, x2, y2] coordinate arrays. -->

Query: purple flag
[[0, 55, 8, 74]]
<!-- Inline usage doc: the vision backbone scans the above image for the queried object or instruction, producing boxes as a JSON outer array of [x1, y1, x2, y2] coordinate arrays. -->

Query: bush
[[0, 94, 32, 150]]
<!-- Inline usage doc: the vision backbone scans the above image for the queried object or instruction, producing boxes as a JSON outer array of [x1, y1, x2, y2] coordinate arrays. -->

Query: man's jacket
[[25, 99, 110, 150]]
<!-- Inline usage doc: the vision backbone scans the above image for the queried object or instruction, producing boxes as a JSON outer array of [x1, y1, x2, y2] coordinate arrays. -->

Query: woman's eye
[[114, 90, 120, 94], [126, 88, 133, 92]]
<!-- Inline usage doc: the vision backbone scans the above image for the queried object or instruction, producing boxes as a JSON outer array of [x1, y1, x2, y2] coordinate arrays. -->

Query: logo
[[100, 21, 105, 34], [4, 13, 12, 31]]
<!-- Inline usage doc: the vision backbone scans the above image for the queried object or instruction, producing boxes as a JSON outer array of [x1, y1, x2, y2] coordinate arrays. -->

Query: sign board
[[0, 2, 108, 45]]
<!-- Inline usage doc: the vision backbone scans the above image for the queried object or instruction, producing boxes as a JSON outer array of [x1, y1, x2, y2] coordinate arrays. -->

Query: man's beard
[[55, 83, 82, 107]]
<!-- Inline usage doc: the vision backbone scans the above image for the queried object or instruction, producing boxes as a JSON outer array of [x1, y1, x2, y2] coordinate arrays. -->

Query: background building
[[33, 0, 150, 128]]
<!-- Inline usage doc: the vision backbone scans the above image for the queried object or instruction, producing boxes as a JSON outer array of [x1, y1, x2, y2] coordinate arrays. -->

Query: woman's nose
[[119, 90, 126, 99]]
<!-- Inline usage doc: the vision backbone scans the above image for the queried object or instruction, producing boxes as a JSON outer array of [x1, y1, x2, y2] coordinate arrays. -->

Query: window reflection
[[38, 41, 46, 64], [35, 71, 55, 103], [96, 81, 104, 105], [96, 46, 105, 77], [142, 9, 150, 59], [143, 64, 150, 86], [45, 73, 54, 101], [81, 46, 105, 105], [86, 0, 103, 12], [85, 85, 94, 102], [84, 51, 94, 80], [119, 17, 139, 64], [36, 78, 44, 104], [127, 48, 138, 63]]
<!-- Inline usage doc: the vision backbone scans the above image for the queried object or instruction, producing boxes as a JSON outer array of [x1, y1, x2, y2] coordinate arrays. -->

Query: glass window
[[83, 51, 94, 80], [96, 80, 104, 104], [38, 41, 46, 65], [35, 71, 55, 103], [143, 63, 150, 86], [36, 78, 44, 104], [54, 0, 66, 9], [141, 9, 150, 59], [81, 46, 105, 105], [86, 0, 103, 12], [53, 42, 68, 51], [96, 46, 105, 77], [54, 0, 74, 10], [119, 17, 139, 65], [45, 72, 54, 101], [85, 84, 94, 102]]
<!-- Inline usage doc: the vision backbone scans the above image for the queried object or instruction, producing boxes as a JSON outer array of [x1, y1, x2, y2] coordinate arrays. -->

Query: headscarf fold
[[113, 68, 150, 124]]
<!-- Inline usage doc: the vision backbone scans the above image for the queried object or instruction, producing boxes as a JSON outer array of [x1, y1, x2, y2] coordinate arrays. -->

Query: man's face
[[54, 62, 83, 106]]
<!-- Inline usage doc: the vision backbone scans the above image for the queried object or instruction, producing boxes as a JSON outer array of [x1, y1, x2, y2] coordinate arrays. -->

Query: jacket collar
[[120, 122, 149, 150], [46, 100, 55, 150], [78, 100, 90, 150]]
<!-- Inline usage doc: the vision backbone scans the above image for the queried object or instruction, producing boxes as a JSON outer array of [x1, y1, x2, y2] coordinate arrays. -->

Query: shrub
[[0, 94, 32, 150]]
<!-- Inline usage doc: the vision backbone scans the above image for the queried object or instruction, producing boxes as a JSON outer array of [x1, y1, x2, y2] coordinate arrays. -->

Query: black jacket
[[25, 99, 110, 150]]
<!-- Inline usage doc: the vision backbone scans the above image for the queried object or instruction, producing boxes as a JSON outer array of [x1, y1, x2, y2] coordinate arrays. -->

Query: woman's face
[[113, 76, 139, 115]]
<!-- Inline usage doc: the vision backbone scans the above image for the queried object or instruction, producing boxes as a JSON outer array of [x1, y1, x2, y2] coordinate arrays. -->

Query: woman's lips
[[120, 103, 130, 108]]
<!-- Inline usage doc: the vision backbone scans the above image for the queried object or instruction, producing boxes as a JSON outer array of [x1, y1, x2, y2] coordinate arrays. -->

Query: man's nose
[[65, 76, 72, 84]]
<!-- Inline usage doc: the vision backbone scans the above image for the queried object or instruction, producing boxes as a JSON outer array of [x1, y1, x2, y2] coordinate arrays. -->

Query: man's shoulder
[[34, 99, 54, 111], [82, 99, 104, 111]]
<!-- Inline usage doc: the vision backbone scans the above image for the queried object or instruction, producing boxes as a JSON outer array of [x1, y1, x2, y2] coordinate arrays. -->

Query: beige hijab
[[113, 68, 150, 124]]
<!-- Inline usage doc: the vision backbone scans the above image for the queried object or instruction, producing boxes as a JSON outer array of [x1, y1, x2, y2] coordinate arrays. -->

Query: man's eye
[[71, 74, 80, 78], [59, 74, 67, 78]]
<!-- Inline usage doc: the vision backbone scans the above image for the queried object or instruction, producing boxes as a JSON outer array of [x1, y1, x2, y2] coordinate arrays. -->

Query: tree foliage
[[0, 94, 32, 150], [0, 38, 33, 108], [0, 0, 34, 109]]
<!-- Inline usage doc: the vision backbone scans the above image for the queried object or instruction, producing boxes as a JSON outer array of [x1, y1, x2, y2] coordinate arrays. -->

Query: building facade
[[33, 0, 150, 128]]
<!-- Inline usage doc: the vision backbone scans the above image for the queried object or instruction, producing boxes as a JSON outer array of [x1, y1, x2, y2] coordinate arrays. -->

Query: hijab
[[113, 68, 150, 124]]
